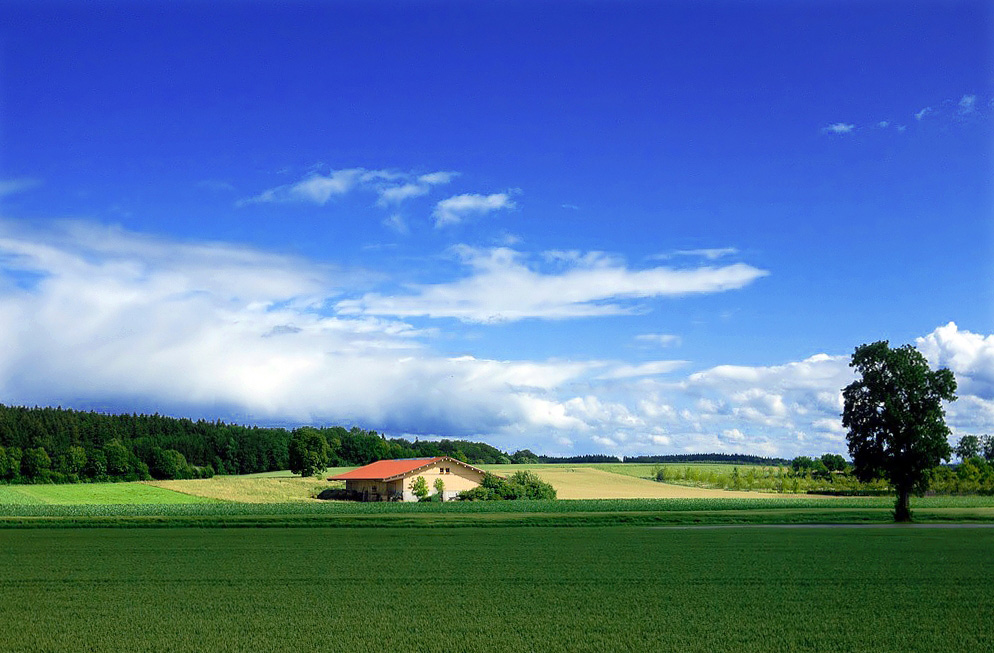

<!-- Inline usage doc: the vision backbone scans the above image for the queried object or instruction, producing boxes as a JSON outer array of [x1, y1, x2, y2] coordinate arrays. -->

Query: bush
[[458, 471, 557, 501]]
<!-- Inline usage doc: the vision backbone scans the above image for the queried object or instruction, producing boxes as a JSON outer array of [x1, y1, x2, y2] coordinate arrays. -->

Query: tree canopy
[[842, 341, 957, 521]]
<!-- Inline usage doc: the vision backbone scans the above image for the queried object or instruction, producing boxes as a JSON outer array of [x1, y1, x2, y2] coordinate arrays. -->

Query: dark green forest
[[0, 404, 518, 484]]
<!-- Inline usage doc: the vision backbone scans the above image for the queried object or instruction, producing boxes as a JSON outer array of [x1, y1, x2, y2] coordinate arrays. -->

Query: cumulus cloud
[[433, 192, 516, 227], [822, 123, 854, 134], [240, 167, 455, 208], [0, 219, 594, 442], [0, 219, 988, 458], [337, 245, 770, 323], [916, 322, 994, 404]]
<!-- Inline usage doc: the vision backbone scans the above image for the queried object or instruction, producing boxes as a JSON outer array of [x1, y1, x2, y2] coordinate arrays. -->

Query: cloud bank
[[0, 220, 985, 457]]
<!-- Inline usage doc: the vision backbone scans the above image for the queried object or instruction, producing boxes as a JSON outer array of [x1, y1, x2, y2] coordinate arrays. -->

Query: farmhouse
[[329, 456, 489, 501]]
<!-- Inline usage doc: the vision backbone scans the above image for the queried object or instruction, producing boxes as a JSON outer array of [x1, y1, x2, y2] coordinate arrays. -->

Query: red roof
[[329, 457, 446, 481]]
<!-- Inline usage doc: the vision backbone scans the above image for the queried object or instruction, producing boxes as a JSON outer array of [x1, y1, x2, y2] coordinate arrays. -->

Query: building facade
[[329, 456, 489, 501]]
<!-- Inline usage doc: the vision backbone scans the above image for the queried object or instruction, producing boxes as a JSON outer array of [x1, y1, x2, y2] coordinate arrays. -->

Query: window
[[371, 485, 377, 491]]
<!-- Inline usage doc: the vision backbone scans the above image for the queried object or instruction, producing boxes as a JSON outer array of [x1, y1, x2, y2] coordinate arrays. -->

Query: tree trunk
[[894, 487, 912, 522]]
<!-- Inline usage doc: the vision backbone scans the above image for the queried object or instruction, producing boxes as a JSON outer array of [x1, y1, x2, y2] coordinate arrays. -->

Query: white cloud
[[0, 219, 594, 441], [337, 245, 770, 323], [597, 360, 686, 380], [418, 171, 458, 185], [382, 214, 409, 234], [915, 322, 994, 401], [433, 192, 516, 227], [240, 167, 456, 209], [1, 219, 988, 459], [635, 333, 681, 347], [822, 123, 854, 134], [958, 95, 976, 114], [673, 247, 738, 260], [876, 121, 890, 128], [377, 183, 429, 205], [915, 107, 932, 121], [722, 428, 746, 441]]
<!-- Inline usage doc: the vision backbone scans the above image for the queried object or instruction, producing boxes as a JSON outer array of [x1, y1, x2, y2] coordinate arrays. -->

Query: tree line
[[0, 404, 519, 484]]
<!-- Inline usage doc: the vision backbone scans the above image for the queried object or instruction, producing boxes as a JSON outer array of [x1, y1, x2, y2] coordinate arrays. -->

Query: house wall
[[344, 459, 486, 501], [401, 461, 484, 501], [345, 479, 404, 501]]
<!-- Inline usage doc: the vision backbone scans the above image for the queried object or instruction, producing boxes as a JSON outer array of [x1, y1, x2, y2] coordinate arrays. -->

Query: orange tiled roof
[[329, 457, 446, 481]]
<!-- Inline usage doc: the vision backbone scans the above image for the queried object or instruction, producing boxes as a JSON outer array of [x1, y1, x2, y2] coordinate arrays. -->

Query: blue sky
[[0, 1, 991, 457]]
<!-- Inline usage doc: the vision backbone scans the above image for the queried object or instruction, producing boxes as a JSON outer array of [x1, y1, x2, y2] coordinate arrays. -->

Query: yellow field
[[520, 467, 784, 499], [146, 465, 802, 502], [144, 476, 342, 503]]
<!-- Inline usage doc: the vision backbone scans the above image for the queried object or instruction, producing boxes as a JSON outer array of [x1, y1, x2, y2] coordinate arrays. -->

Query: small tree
[[820, 453, 848, 473], [954, 435, 981, 462], [433, 477, 445, 500], [411, 475, 430, 501], [843, 341, 957, 522]]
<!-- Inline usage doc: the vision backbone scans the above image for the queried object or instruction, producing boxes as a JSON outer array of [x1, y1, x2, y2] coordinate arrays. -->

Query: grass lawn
[[0, 482, 214, 505], [0, 525, 990, 652]]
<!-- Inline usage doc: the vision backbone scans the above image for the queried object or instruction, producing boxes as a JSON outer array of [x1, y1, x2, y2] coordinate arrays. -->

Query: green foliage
[[459, 471, 557, 501], [411, 475, 430, 501], [955, 435, 981, 461], [288, 428, 330, 477], [21, 447, 52, 480], [150, 448, 193, 480], [433, 477, 445, 498], [820, 453, 848, 472], [0, 404, 517, 486], [843, 341, 958, 521], [983, 435, 994, 462], [511, 449, 540, 464]]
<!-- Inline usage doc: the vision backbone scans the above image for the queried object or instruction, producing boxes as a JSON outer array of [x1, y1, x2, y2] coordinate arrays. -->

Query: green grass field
[[0, 525, 990, 652], [0, 495, 991, 528], [0, 482, 214, 505]]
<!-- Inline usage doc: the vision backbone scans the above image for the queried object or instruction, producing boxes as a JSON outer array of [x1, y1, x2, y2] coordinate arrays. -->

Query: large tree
[[288, 427, 330, 477], [842, 341, 957, 522]]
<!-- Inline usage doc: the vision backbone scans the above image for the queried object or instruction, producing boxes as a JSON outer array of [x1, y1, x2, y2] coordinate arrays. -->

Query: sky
[[0, 0, 991, 458]]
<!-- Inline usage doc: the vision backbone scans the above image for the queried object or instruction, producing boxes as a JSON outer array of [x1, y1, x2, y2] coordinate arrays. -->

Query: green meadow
[[0, 482, 213, 505], [0, 525, 991, 652]]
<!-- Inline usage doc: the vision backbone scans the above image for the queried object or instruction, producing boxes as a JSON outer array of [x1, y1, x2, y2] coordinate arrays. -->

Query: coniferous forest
[[0, 404, 515, 483]]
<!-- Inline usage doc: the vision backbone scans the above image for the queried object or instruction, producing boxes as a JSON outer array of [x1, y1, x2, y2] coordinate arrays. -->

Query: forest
[[0, 404, 519, 483]]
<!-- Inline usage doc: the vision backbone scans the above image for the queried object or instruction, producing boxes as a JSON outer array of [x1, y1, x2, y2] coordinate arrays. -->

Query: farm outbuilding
[[329, 456, 489, 502]]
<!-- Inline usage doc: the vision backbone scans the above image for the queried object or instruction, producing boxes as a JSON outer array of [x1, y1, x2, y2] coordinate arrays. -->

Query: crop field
[[144, 476, 342, 503], [496, 466, 780, 499], [0, 482, 213, 505], [0, 495, 992, 528], [0, 525, 991, 652]]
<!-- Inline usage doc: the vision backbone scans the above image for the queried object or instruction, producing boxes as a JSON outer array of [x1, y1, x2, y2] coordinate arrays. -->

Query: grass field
[[0, 482, 214, 505], [0, 525, 990, 652], [0, 495, 991, 529], [145, 476, 342, 503]]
